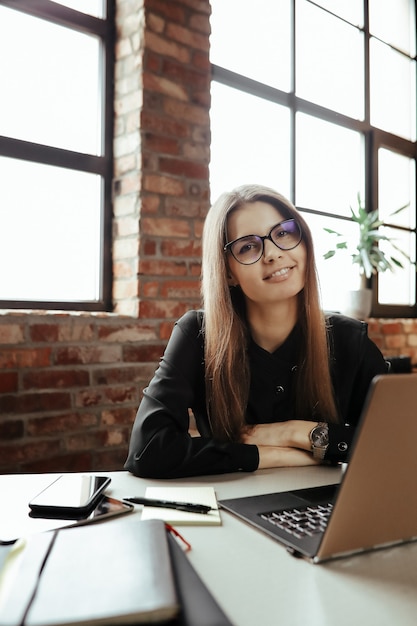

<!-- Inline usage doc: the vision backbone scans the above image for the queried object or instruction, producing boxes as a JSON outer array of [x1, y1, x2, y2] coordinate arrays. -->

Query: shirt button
[[276, 385, 284, 394]]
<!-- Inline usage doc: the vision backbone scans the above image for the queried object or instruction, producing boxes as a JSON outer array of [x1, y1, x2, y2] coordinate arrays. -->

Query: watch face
[[312, 427, 329, 447]]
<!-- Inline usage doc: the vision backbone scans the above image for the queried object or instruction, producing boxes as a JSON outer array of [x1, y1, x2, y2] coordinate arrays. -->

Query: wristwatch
[[309, 422, 329, 460]]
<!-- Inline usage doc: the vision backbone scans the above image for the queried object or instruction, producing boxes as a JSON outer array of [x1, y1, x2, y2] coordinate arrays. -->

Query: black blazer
[[125, 310, 387, 478]]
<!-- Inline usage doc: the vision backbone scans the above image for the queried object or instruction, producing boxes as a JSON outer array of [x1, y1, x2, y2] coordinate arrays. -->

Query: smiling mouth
[[264, 266, 293, 280]]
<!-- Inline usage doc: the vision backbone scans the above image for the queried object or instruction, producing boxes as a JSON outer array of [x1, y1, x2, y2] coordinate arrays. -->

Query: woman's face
[[225, 201, 307, 309]]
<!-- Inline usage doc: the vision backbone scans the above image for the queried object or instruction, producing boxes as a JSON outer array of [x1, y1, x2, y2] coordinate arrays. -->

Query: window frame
[[0, 0, 114, 312], [211, 0, 417, 317]]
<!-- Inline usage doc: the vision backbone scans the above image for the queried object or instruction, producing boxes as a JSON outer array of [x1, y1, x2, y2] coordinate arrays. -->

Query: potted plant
[[323, 195, 410, 319]]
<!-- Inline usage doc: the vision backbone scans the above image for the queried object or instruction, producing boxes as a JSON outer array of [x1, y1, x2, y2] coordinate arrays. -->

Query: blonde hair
[[201, 184, 339, 441]]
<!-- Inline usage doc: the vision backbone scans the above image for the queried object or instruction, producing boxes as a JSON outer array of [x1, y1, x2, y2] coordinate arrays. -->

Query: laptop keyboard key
[[259, 502, 333, 539]]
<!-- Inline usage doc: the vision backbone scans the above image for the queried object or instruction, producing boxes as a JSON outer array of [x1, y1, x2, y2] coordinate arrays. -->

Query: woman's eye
[[238, 242, 256, 255], [276, 228, 289, 238]]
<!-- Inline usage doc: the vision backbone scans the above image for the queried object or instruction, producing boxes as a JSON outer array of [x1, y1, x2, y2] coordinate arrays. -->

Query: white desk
[[2, 467, 417, 626]]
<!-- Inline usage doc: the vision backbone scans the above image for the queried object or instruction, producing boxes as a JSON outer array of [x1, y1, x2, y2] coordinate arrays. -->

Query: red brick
[[0, 392, 71, 414], [190, 13, 211, 35], [101, 407, 137, 425], [143, 174, 185, 196], [141, 281, 160, 297], [54, 345, 122, 365], [103, 386, 138, 404], [93, 365, 155, 385], [146, 0, 186, 24], [22, 452, 94, 474], [138, 299, 190, 319], [75, 389, 103, 408], [160, 321, 175, 340], [23, 369, 90, 390], [381, 322, 403, 335], [105, 428, 126, 446], [123, 344, 164, 363], [161, 59, 208, 91], [0, 371, 19, 393], [144, 31, 190, 64], [161, 239, 202, 257], [140, 110, 189, 140], [160, 279, 200, 298], [97, 324, 156, 342], [94, 448, 127, 471], [166, 22, 208, 51], [144, 132, 180, 155], [143, 239, 157, 255], [27, 413, 98, 436], [0, 348, 51, 368], [0, 324, 24, 344], [0, 420, 24, 440], [65, 431, 108, 452], [139, 259, 188, 276], [159, 157, 208, 180], [142, 216, 191, 237], [30, 324, 60, 342], [0, 439, 62, 466]]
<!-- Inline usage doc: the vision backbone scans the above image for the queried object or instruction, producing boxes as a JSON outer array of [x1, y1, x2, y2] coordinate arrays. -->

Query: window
[[0, 0, 114, 311], [210, 0, 417, 316]]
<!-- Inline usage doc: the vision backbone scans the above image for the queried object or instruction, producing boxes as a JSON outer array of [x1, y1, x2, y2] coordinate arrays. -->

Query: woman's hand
[[242, 420, 316, 451], [241, 421, 321, 468]]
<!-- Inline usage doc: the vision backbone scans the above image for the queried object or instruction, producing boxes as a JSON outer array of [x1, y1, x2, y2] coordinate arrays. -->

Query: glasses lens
[[271, 220, 301, 250], [230, 235, 263, 264]]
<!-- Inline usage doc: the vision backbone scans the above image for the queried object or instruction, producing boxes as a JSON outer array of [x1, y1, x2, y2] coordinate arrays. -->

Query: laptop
[[219, 373, 417, 563]]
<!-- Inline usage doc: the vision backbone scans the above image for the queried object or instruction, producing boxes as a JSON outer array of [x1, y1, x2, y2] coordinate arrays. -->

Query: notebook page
[[141, 486, 221, 526]]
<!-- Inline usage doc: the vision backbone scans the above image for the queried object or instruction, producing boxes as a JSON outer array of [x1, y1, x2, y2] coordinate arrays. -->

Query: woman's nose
[[263, 237, 282, 262]]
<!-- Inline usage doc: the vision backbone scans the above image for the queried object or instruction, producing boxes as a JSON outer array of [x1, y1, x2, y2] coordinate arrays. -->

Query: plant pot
[[343, 288, 372, 320]]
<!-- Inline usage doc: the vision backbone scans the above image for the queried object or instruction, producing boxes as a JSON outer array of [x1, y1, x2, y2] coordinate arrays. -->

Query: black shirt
[[125, 310, 388, 478]]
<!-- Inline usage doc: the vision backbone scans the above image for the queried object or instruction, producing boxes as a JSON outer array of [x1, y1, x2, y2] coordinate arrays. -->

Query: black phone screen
[[28, 474, 111, 516]]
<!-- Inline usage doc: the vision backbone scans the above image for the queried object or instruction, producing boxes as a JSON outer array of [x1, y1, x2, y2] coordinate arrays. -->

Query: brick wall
[[113, 0, 210, 317], [1, 1, 416, 474], [0, 312, 158, 472], [367, 319, 417, 365], [0, 0, 211, 474]]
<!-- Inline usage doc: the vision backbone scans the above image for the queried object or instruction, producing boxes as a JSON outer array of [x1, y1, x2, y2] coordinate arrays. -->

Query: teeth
[[269, 267, 290, 278]]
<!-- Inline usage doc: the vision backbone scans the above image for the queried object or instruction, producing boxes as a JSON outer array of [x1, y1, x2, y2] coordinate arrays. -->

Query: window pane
[[370, 39, 416, 141], [210, 82, 291, 202], [296, 1, 364, 119], [378, 228, 416, 306], [378, 149, 416, 229], [210, 0, 292, 91], [369, 0, 416, 55], [0, 158, 102, 302], [51, 1, 105, 18], [296, 114, 364, 215], [310, 0, 363, 26], [307, 213, 360, 311], [0, 6, 102, 154]]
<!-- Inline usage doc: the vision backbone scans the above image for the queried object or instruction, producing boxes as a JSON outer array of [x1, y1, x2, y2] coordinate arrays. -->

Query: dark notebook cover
[[0, 519, 178, 626], [0, 518, 233, 626]]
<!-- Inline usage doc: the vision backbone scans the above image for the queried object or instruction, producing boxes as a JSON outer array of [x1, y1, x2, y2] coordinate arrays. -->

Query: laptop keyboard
[[259, 502, 334, 539]]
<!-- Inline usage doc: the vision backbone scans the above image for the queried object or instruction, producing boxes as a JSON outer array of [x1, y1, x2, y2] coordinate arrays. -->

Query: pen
[[123, 497, 212, 514]]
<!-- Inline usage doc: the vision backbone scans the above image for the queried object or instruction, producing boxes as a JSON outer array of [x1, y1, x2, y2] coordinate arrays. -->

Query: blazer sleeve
[[124, 310, 259, 478], [326, 314, 389, 462]]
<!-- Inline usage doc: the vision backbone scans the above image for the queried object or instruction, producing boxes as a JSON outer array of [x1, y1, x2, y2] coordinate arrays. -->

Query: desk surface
[[2, 467, 417, 626]]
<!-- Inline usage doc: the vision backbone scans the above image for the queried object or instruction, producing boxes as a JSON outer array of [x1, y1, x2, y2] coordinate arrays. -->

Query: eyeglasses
[[224, 219, 302, 265]]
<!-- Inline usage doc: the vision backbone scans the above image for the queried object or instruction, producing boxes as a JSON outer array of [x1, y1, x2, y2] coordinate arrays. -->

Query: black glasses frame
[[224, 219, 302, 265]]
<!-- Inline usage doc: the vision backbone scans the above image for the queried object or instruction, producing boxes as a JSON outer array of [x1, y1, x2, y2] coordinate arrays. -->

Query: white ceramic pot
[[343, 288, 372, 320]]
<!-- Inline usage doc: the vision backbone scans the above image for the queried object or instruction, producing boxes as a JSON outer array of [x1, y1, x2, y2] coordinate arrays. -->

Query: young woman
[[125, 185, 387, 478]]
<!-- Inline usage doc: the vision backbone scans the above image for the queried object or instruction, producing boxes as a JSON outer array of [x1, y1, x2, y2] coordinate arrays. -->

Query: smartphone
[[28, 474, 111, 518], [29, 494, 134, 524]]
